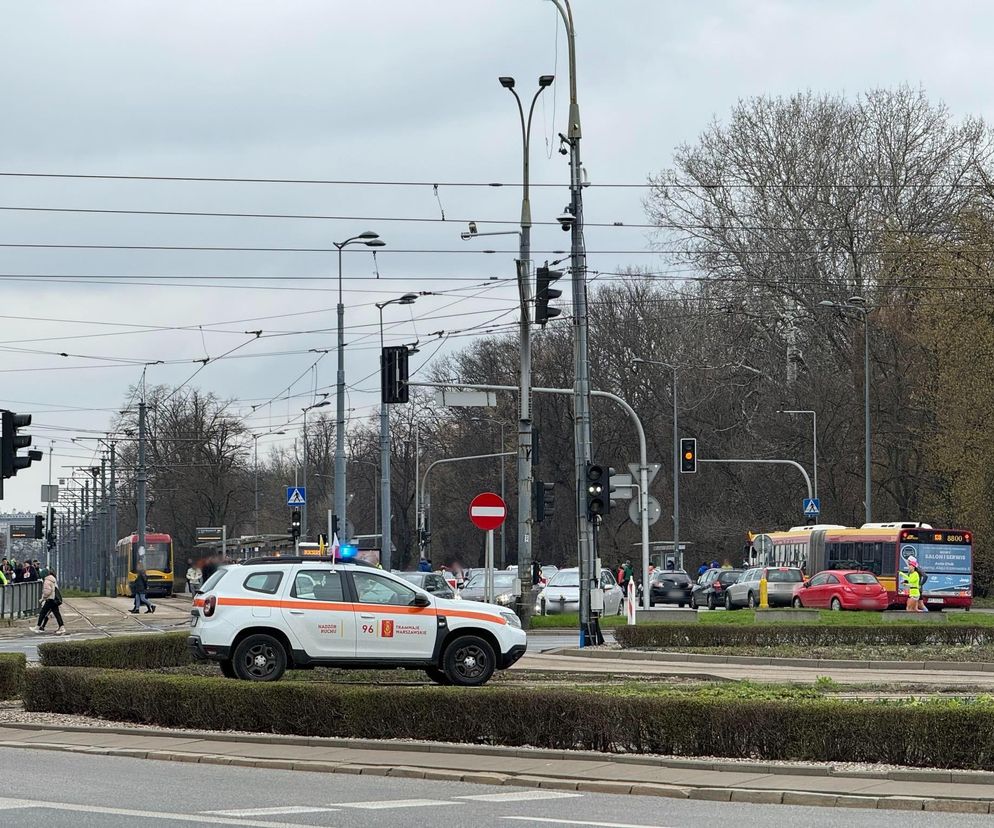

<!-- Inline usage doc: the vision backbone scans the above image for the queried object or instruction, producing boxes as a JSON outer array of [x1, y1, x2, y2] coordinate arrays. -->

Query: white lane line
[[204, 805, 340, 817], [502, 819, 676, 828], [0, 798, 31, 810], [0, 797, 322, 827], [338, 798, 457, 809], [458, 791, 583, 803]]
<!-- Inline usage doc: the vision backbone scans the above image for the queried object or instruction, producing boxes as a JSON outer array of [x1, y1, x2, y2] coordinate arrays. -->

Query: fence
[[0, 581, 43, 623]]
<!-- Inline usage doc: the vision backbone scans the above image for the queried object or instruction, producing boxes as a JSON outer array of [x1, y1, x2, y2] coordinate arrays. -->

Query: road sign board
[[802, 497, 820, 517], [629, 495, 662, 527], [469, 492, 507, 531], [196, 527, 224, 544], [40, 484, 59, 503], [609, 472, 634, 504], [286, 486, 307, 506], [628, 462, 662, 485]]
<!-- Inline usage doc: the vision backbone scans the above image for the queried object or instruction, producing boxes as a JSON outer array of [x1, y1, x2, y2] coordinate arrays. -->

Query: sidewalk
[[0, 723, 991, 814], [518, 650, 994, 687]]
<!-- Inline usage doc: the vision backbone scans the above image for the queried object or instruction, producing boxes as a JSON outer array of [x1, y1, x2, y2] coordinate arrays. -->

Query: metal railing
[[0, 581, 43, 623]]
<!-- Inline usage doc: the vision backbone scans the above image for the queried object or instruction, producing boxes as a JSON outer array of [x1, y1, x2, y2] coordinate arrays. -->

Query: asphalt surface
[[0, 748, 987, 827]]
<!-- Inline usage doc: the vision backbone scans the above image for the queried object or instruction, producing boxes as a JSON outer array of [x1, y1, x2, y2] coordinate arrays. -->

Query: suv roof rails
[[241, 555, 377, 568]]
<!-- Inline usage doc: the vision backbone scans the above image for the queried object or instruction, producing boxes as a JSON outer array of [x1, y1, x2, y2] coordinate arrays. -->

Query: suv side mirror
[[412, 593, 431, 608]]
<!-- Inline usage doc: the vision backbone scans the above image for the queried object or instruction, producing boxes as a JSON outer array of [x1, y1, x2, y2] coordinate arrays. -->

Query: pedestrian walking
[[904, 557, 923, 612], [31, 567, 65, 635], [130, 565, 156, 614], [185, 559, 202, 595]]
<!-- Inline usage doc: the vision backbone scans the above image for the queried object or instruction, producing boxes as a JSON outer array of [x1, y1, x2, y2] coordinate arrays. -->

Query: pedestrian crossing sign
[[286, 486, 307, 506], [802, 497, 820, 517]]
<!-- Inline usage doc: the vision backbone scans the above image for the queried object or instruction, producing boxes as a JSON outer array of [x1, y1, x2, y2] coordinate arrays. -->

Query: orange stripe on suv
[[206, 595, 506, 625]]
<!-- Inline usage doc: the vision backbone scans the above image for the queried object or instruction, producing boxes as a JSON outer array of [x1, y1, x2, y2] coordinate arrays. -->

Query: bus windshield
[[134, 542, 171, 573]]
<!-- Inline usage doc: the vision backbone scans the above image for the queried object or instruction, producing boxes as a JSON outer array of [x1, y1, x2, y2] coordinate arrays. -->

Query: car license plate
[[928, 598, 944, 605], [190, 615, 198, 627]]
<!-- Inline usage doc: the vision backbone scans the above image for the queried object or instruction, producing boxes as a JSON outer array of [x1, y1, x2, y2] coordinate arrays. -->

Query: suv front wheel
[[232, 633, 287, 682], [442, 635, 496, 687]]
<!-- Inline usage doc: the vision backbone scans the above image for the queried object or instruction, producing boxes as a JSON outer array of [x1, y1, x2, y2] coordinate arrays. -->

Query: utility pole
[[551, 0, 596, 644], [137, 398, 147, 562], [109, 441, 117, 593], [100, 456, 107, 597], [81, 480, 89, 591]]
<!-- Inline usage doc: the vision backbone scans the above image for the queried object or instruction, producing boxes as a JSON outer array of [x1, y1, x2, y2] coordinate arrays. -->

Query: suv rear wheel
[[442, 635, 496, 687], [232, 633, 287, 682]]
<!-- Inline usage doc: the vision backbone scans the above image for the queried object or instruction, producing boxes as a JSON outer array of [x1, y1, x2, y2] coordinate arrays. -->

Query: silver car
[[535, 567, 624, 615], [460, 571, 519, 607], [725, 566, 804, 609]]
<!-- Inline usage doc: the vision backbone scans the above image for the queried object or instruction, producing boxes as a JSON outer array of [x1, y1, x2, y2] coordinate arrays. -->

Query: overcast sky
[[1, 0, 991, 512]]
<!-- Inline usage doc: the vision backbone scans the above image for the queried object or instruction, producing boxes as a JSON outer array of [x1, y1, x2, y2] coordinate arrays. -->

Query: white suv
[[189, 557, 527, 686]]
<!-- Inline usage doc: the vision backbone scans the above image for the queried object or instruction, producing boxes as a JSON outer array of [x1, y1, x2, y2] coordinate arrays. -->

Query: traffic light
[[535, 265, 564, 327], [534, 480, 555, 522], [680, 438, 698, 473], [34, 514, 43, 540], [331, 514, 340, 537], [290, 509, 301, 540], [1, 411, 42, 480], [381, 346, 410, 404], [585, 463, 607, 520], [46, 507, 56, 549]]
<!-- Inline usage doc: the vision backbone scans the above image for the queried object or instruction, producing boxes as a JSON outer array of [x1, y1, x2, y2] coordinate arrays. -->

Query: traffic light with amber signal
[[680, 438, 698, 473], [290, 509, 301, 540]]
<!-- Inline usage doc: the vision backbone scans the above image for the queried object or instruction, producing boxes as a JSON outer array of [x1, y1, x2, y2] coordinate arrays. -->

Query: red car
[[792, 569, 889, 611]]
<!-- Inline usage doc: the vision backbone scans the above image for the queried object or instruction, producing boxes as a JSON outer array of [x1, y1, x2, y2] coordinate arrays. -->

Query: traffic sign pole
[[485, 529, 495, 604], [469, 493, 507, 604]]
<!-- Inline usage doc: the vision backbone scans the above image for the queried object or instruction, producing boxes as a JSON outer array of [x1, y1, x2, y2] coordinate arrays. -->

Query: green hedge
[[23, 666, 994, 769], [38, 631, 191, 669], [614, 623, 993, 649], [0, 653, 25, 700]]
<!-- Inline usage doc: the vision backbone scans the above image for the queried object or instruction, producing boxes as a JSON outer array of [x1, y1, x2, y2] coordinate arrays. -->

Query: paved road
[[0, 748, 985, 827]]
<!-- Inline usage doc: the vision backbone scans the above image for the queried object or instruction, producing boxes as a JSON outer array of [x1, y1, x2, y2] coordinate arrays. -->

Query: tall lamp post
[[377, 292, 418, 570], [818, 297, 874, 523], [632, 358, 679, 568], [778, 410, 818, 503], [301, 399, 330, 540], [334, 232, 385, 543], [472, 416, 508, 568]]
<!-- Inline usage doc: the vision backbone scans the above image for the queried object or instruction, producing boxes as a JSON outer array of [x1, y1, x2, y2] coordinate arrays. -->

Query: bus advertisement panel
[[897, 530, 972, 598]]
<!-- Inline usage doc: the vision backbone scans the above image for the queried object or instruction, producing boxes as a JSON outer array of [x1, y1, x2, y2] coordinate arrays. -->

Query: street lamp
[[376, 292, 418, 570], [777, 410, 817, 502], [818, 297, 874, 523], [333, 232, 385, 543], [301, 399, 331, 539], [472, 416, 508, 568], [252, 429, 285, 535], [632, 358, 680, 574]]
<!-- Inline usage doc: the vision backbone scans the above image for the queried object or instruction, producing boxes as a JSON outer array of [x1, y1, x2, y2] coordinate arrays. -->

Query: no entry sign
[[469, 492, 507, 531]]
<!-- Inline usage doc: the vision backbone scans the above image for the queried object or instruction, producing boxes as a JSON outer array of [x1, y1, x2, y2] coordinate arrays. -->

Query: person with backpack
[[31, 567, 65, 635]]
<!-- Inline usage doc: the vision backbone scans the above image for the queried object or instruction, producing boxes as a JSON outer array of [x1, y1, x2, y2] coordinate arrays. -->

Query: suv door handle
[[288, 610, 305, 616]]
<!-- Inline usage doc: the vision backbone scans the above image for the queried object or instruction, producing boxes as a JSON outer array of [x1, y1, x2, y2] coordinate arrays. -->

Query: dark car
[[395, 571, 456, 599], [691, 568, 743, 610], [648, 569, 693, 607]]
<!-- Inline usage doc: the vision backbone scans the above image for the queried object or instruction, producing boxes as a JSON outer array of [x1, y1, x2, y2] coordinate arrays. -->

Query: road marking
[[338, 798, 457, 809], [204, 805, 340, 817], [0, 796, 321, 827], [458, 791, 583, 803], [502, 819, 675, 828]]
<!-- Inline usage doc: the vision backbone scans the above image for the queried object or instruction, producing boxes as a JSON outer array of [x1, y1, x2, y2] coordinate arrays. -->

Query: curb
[[3, 721, 994, 786], [0, 737, 989, 814], [549, 647, 994, 673]]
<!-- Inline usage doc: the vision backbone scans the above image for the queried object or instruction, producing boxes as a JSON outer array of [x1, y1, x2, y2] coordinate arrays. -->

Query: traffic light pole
[[109, 442, 117, 592], [137, 399, 147, 563]]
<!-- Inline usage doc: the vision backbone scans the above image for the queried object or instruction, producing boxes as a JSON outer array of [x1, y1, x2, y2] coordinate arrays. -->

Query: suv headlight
[[500, 610, 522, 629]]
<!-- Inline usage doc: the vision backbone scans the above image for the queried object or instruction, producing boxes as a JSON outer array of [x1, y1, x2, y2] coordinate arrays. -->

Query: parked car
[[691, 568, 743, 610], [648, 569, 693, 607], [725, 566, 804, 609], [792, 569, 889, 611], [535, 567, 623, 615], [460, 571, 519, 606], [395, 571, 456, 599]]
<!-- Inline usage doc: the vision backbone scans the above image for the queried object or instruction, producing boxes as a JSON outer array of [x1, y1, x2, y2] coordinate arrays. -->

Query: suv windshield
[[766, 568, 803, 583]]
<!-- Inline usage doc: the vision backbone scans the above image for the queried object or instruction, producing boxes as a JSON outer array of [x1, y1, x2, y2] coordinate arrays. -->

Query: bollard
[[759, 577, 769, 609]]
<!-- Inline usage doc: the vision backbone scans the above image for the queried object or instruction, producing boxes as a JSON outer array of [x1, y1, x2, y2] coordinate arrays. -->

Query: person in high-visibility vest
[[904, 557, 922, 612]]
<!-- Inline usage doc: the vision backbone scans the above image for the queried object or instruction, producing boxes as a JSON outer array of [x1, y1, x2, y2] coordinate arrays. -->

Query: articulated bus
[[113, 532, 175, 597], [747, 523, 973, 609]]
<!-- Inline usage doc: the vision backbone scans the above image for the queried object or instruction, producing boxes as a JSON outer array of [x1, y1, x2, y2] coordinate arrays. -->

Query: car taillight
[[203, 595, 217, 617]]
